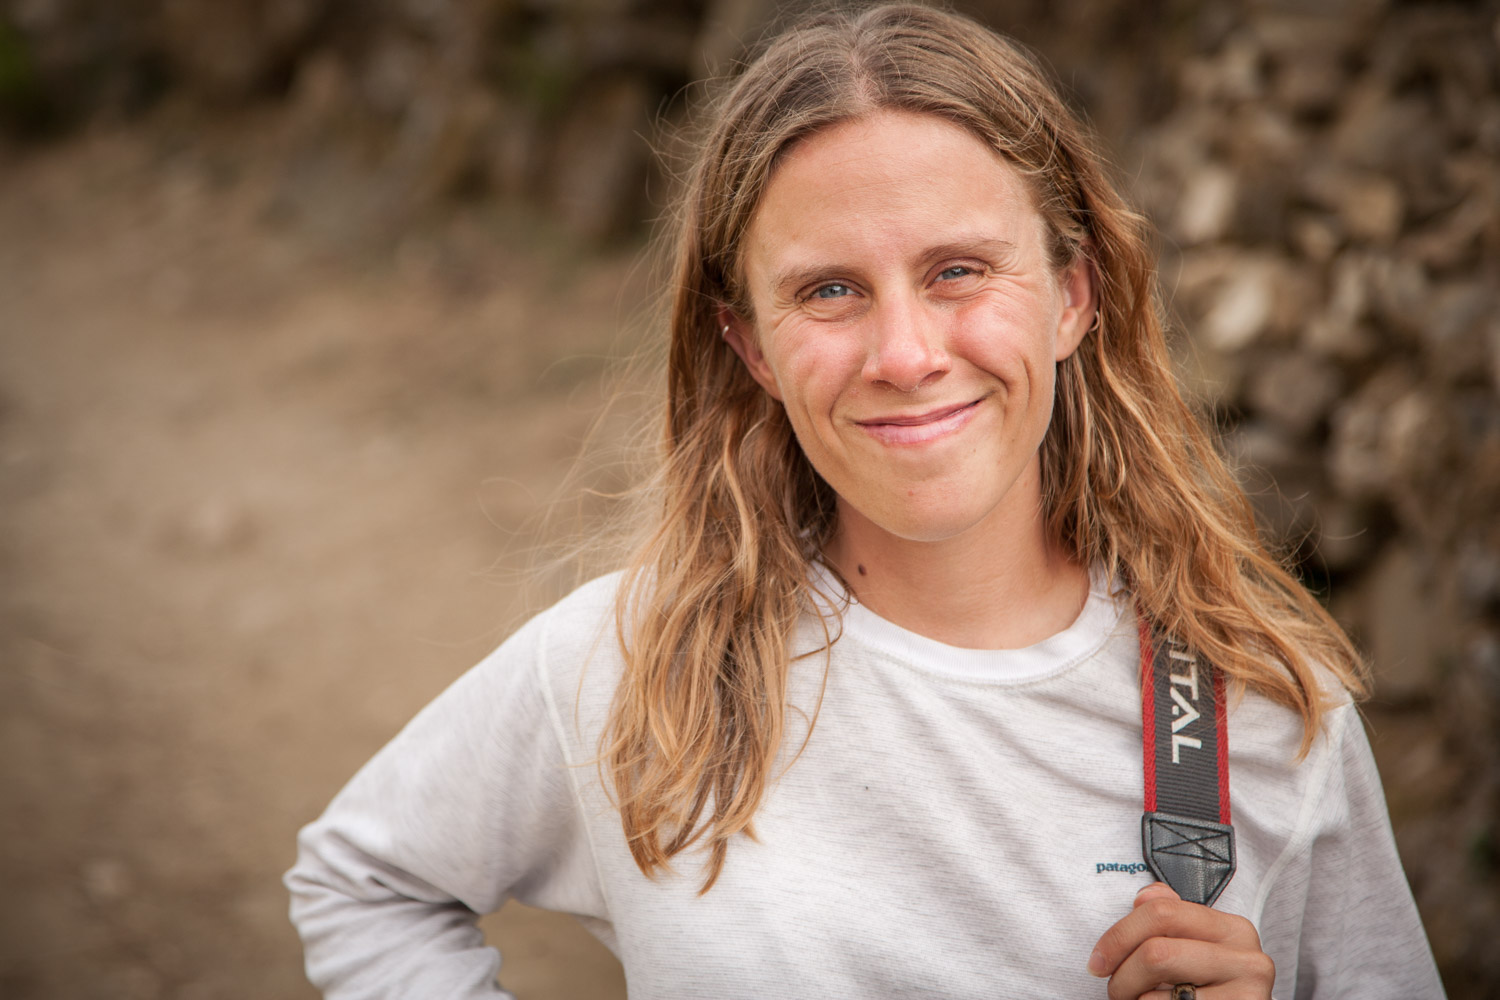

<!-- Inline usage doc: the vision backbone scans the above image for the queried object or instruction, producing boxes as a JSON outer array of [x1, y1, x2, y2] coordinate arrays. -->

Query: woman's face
[[724, 110, 1094, 547]]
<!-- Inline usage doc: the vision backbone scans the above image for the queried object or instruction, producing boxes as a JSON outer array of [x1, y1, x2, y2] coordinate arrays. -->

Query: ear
[[718, 307, 783, 401], [1054, 255, 1098, 362]]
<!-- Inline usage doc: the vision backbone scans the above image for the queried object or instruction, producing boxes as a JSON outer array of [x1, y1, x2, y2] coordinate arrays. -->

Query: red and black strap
[[1138, 616, 1236, 907]]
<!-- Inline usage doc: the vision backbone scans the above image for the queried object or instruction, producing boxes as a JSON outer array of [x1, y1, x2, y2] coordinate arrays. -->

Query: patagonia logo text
[[1096, 861, 1150, 875]]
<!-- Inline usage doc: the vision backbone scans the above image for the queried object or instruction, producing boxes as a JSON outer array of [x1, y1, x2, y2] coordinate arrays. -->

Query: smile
[[855, 398, 984, 445]]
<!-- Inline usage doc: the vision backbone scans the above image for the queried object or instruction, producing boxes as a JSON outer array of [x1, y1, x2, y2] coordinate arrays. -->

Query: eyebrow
[[766, 237, 1021, 296]]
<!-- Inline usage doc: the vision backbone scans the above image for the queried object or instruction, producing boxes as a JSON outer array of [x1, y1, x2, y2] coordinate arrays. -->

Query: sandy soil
[[0, 126, 634, 998]]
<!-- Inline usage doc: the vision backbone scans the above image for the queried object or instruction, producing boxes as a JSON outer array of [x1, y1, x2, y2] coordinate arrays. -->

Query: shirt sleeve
[[284, 613, 609, 998], [1278, 703, 1446, 999]]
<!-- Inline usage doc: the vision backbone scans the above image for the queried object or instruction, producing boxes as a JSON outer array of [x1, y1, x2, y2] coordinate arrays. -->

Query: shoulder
[[1228, 662, 1358, 780], [525, 571, 624, 652], [492, 571, 627, 746], [1224, 663, 1372, 863], [1232, 660, 1358, 748], [464, 572, 622, 684], [392, 573, 624, 742]]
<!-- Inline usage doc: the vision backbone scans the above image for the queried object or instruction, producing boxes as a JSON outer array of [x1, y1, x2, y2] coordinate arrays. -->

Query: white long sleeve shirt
[[286, 571, 1444, 998]]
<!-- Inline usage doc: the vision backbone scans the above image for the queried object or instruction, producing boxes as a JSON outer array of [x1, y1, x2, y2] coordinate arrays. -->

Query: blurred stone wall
[[3, 0, 1495, 990]]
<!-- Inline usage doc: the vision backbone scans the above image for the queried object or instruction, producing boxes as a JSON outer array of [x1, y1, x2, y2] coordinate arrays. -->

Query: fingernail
[[1087, 948, 1107, 977]]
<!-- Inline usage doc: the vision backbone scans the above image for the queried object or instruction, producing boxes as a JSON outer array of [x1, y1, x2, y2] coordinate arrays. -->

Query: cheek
[[770, 336, 861, 410], [953, 296, 1062, 375]]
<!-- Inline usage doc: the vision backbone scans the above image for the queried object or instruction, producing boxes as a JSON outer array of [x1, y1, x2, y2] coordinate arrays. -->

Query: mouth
[[855, 398, 984, 445]]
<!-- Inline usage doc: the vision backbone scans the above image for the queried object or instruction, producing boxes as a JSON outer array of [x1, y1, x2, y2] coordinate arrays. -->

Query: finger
[[1090, 894, 1261, 977], [1104, 935, 1275, 1000], [1090, 884, 1184, 977], [1132, 881, 1180, 909]]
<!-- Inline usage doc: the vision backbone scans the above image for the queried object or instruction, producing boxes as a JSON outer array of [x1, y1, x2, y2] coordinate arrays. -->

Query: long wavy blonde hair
[[601, 2, 1367, 892]]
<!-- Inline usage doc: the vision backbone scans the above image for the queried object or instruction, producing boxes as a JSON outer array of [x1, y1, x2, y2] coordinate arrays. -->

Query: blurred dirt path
[[0, 129, 637, 998]]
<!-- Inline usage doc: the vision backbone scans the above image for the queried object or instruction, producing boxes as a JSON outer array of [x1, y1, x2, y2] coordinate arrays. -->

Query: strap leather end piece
[[1142, 811, 1236, 907]]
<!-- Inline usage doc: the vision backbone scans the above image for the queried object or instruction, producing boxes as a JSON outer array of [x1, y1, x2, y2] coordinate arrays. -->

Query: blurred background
[[0, 0, 1495, 996]]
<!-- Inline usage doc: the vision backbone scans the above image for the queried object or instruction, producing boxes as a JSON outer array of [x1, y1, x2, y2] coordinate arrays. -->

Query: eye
[[937, 265, 976, 281], [812, 283, 852, 299]]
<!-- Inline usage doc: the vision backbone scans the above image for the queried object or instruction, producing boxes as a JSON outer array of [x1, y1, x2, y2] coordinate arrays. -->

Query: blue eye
[[813, 283, 851, 299], [938, 266, 973, 280]]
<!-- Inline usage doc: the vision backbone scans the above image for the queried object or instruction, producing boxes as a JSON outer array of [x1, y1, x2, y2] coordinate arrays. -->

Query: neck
[[823, 494, 1090, 651]]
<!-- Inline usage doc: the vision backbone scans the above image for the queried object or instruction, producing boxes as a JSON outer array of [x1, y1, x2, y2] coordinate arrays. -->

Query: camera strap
[[1138, 615, 1235, 906]]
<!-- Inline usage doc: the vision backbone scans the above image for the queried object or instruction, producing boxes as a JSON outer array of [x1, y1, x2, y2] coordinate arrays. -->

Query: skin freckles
[[722, 110, 1096, 648]]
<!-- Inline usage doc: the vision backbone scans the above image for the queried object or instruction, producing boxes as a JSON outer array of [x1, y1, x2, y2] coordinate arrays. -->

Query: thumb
[[1133, 881, 1180, 908]]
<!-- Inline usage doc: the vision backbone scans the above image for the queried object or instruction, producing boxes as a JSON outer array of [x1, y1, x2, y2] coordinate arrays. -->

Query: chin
[[861, 502, 995, 545]]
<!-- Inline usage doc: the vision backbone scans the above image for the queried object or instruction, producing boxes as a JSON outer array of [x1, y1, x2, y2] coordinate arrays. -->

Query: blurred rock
[[1381, 390, 1448, 494], [158, 0, 323, 102], [1173, 163, 1237, 246], [1420, 283, 1494, 383], [1303, 252, 1378, 362], [1328, 370, 1410, 500], [1270, 56, 1346, 120], [1489, 316, 1500, 394], [1330, 85, 1431, 171], [1312, 497, 1384, 574], [1225, 103, 1304, 169], [1362, 544, 1447, 701], [1404, 192, 1494, 272], [1457, 542, 1500, 615], [1364, 252, 1429, 344], [1179, 33, 1263, 104], [1300, 163, 1404, 246], [1201, 260, 1275, 352], [82, 857, 133, 903], [287, 50, 351, 127], [1226, 159, 1297, 245], [1288, 212, 1340, 263], [1477, 98, 1500, 157], [1246, 352, 1342, 438], [1468, 630, 1500, 702], [361, 32, 434, 119]]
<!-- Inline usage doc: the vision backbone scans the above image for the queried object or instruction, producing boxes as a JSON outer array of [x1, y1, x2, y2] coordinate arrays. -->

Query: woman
[[286, 5, 1443, 997]]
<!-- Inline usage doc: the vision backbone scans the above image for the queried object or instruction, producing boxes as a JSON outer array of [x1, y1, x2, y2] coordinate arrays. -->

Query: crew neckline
[[808, 561, 1128, 684]]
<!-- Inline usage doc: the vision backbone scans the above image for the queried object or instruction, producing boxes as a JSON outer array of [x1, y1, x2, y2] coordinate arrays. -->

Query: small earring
[[721, 324, 731, 337], [1088, 311, 1102, 333]]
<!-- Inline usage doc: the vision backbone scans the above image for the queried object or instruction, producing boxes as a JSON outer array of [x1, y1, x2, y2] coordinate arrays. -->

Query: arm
[[284, 616, 607, 998], [1275, 705, 1445, 999]]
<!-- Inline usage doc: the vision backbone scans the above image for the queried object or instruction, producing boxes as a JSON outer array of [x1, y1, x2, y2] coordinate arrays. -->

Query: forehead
[[742, 110, 1046, 287]]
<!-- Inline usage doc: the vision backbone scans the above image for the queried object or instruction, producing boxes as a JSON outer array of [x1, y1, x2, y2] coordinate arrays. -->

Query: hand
[[1087, 882, 1275, 999]]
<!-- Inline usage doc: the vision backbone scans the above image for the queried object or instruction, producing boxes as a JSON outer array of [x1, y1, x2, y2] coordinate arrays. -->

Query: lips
[[855, 398, 983, 445]]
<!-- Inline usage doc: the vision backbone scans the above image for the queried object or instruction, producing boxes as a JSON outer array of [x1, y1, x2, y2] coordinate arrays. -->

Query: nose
[[861, 294, 949, 392]]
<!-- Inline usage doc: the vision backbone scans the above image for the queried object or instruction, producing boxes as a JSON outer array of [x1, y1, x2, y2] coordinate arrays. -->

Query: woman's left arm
[[1262, 703, 1445, 999]]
